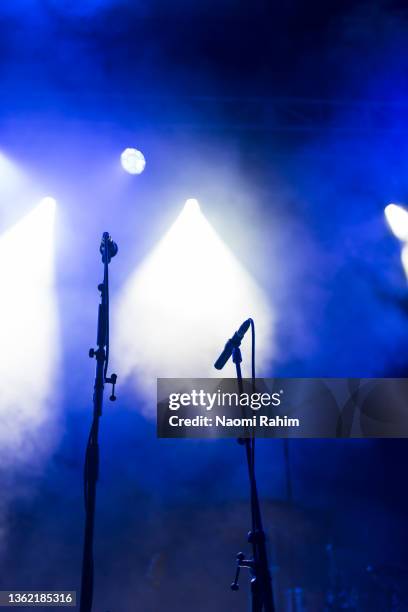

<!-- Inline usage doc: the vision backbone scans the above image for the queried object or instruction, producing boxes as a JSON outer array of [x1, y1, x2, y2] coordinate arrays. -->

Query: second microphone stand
[[230, 332, 275, 612]]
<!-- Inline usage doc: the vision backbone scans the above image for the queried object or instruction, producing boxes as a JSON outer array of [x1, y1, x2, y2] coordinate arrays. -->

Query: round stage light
[[120, 148, 146, 175]]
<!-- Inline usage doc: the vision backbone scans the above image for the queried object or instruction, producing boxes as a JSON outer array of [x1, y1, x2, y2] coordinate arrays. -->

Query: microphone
[[214, 319, 251, 370], [100, 232, 118, 263]]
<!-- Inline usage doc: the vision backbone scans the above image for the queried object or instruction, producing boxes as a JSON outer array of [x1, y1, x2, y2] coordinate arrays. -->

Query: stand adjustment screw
[[89, 348, 95, 358], [231, 552, 246, 591], [107, 373, 118, 401]]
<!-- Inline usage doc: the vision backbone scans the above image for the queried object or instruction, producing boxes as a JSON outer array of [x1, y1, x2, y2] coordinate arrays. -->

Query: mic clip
[[100, 232, 118, 264]]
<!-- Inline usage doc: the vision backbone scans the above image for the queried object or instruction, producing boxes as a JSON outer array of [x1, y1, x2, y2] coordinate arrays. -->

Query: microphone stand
[[230, 342, 275, 612], [80, 232, 118, 612]]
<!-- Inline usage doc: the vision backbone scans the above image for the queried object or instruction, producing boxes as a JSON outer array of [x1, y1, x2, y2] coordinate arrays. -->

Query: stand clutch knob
[[231, 552, 247, 591], [107, 373, 118, 401]]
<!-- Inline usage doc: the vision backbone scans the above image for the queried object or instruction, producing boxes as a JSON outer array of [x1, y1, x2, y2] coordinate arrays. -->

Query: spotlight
[[115, 199, 274, 406], [120, 148, 146, 175], [40, 196, 57, 208], [384, 203, 408, 241], [184, 198, 200, 213], [0, 201, 59, 462]]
